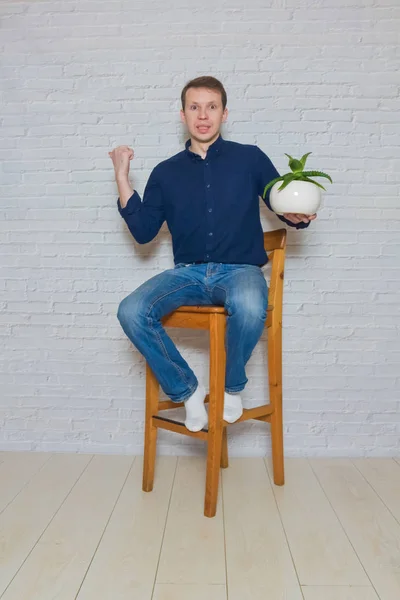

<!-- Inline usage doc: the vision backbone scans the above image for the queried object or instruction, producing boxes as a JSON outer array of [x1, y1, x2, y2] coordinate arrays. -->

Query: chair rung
[[153, 415, 208, 440], [158, 400, 184, 411], [158, 394, 211, 412], [232, 404, 273, 424], [153, 403, 273, 432], [255, 415, 271, 423]]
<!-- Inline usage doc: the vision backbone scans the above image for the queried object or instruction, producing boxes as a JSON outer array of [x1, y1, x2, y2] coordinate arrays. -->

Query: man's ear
[[180, 109, 186, 124], [222, 108, 228, 123]]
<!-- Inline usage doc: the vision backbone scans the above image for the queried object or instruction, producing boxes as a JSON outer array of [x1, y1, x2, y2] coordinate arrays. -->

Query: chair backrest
[[263, 229, 287, 316]]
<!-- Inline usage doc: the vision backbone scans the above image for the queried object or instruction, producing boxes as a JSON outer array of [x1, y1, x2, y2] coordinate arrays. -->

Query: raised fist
[[108, 145, 134, 179]]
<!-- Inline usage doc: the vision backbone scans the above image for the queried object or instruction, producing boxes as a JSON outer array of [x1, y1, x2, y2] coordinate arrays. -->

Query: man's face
[[180, 87, 228, 145]]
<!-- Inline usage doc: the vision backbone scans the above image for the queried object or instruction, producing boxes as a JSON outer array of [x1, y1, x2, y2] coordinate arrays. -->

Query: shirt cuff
[[117, 191, 141, 217], [277, 214, 311, 229]]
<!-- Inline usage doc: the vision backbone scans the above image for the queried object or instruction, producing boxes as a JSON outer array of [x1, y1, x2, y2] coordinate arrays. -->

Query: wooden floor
[[1, 453, 400, 599]]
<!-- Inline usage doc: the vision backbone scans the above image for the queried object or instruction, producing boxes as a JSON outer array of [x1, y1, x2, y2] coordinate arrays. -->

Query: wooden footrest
[[153, 415, 208, 440], [234, 404, 273, 424], [158, 395, 274, 418], [153, 403, 273, 439]]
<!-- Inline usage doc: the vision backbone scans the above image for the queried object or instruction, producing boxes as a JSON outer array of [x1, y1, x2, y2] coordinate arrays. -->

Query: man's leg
[[210, 264, 269, 421], [117, 265, 212, 430]]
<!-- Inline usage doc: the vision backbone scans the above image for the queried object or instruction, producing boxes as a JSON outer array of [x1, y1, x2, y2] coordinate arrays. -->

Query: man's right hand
[[108, 145, 134, 180]]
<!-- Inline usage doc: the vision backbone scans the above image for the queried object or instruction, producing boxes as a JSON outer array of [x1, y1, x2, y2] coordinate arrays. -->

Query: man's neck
[[188, 132, 220, 159]]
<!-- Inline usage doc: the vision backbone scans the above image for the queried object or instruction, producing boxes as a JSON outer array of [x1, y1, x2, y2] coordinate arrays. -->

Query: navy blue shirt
[[117, 134, 309, 266]]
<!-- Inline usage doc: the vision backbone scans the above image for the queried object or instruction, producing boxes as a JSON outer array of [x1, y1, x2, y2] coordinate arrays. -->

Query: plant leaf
[[285, 153, 303, 172], [277, 173, 297, 191], [301, 176, 326, 191], [291, 161, 304, 172], [302, 170, 333, 183], [300, 152, 312, 169], [263, 176, 284, 197]]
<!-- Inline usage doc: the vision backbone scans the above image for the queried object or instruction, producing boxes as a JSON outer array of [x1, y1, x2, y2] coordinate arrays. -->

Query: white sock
[[224, 391, 243, 423], [184, 384, 207, 432]]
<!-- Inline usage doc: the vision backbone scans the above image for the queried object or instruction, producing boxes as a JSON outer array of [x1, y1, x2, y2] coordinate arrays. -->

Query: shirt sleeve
[[255, 146, 310, 230], [117, 166, 166, 244]]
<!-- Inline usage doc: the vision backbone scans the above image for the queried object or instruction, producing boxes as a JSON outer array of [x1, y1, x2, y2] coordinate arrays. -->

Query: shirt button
[[206, 254, 210, 258], [206, 184, 211, 188], [205, 162, 209, 166], [209, 232, 213, 236], [208, 208, 212, 212]]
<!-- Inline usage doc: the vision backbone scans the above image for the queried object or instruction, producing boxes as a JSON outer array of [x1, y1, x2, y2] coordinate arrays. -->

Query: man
[[109, 76, 316, 433]]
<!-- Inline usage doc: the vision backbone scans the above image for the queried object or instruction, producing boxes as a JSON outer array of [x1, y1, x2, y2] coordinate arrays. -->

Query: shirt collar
[[185, 134, 225, 161]]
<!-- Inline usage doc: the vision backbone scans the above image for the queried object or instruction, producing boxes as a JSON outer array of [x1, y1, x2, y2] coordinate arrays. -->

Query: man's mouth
[[197, 125, 211, 133]]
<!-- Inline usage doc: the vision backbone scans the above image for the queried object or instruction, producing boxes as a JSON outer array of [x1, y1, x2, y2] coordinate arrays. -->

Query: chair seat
[[174, 304, 274, 314]]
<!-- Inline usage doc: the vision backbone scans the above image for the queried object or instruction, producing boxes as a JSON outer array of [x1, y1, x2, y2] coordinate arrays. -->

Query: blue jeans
[[117, 262, 268, 403]]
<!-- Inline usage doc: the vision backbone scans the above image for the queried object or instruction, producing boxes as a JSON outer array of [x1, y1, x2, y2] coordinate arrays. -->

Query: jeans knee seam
[[148, 317, 191, 387], [145, 282, 203, 392]]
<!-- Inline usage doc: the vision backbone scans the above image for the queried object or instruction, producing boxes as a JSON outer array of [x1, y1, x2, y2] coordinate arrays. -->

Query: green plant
[[263, 152, 333, 197]]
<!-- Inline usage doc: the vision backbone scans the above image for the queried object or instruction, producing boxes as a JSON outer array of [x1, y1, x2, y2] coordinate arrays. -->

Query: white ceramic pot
[[269, 180, 321, 216]]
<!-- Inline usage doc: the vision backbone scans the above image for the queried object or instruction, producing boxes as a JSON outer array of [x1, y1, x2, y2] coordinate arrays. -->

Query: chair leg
[[205, 313, 226, 517], [268, 322, 284, 486], [143, 363, 159, 492], [220, 428, 229, 469]]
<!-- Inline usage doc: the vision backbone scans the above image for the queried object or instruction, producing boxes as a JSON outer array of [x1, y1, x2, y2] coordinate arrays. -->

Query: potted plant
[[263, 152, 333, 216]]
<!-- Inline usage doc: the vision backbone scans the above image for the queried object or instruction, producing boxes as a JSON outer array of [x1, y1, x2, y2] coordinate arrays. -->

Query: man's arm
[[255, 146, 311, 229], [116, 175, 134, 208], [109, 146, 166, 244]]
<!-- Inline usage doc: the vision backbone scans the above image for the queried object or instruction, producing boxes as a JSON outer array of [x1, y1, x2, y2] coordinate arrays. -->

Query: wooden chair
[[142, 228, 287, 517]]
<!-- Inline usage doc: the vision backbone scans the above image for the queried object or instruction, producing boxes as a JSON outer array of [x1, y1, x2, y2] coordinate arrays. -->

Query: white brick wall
[[1, 0, 399, 457]]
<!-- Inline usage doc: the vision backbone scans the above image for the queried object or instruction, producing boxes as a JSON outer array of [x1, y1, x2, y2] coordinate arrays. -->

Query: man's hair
[[181, 76, 227, 111]]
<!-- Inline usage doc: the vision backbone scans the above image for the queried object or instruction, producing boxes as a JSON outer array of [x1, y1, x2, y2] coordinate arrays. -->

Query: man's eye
[[211, 105, 216, 109], [190, 105, 197, 110]]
